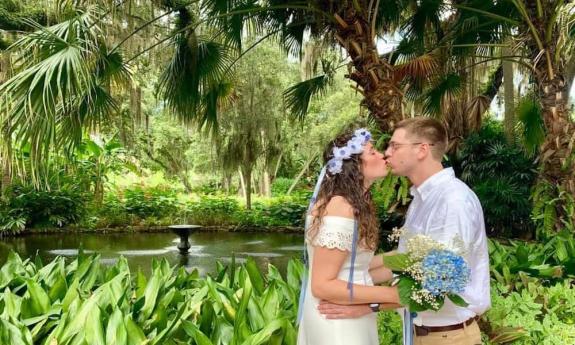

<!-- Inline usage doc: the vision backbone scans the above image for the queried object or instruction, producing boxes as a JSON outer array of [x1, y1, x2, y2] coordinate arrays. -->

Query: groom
[[318, 117, 490, 345]]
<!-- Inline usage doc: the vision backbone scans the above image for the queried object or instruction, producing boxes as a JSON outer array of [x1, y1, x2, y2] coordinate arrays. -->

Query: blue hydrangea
[[420, 249, 470, 297]]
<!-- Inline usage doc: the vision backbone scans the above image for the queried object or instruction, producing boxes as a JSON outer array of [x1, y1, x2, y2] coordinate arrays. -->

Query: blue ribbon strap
[[347, 220, 359, 300]]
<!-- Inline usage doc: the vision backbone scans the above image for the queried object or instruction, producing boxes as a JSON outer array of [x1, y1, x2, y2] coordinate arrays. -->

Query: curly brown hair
[[307, 129, 379, 251]]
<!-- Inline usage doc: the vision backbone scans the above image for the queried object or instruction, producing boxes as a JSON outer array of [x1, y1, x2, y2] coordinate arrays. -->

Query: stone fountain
[[168, 225, 202, 255]]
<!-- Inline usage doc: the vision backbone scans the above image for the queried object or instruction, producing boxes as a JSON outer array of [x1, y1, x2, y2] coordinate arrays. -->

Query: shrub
[[263, 198, 307, 227], [452, 120, 537, 238], [484, 281, 575, 344], [184, 195, 241, 226], [123, 186, 179, 219], [271, 177, 295, 196], [0, 206, 27, 237], [5, 183, 88, 228]]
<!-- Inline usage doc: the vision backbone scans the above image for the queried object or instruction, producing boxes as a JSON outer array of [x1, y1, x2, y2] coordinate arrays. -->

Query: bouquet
[[383, 228, 470, 312]]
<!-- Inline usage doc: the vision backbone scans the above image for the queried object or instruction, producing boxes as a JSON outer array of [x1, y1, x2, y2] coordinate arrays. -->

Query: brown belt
[[414, 316, 479, 336]]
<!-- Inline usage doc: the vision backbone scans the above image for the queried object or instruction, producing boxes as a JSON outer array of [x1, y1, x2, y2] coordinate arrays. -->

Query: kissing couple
[[296, 117, 490, 345]]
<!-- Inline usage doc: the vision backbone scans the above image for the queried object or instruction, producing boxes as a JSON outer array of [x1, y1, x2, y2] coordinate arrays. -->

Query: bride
[[297, 128, 400, 345]]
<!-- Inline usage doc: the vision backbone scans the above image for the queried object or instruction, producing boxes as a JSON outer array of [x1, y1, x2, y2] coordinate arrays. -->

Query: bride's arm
[[309, 196, 400, 305], [311, 246, 399, 305]]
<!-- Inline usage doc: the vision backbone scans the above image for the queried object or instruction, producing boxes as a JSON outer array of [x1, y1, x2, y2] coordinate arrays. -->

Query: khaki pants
[[414, 320, 482, 345]]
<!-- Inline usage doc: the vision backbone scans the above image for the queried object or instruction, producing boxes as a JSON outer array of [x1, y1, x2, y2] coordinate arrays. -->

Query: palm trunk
[[537, 72, 575, 206], [238, 168, 246, 199], [530, 65, 573, 231], [502, 48, 515, 142], [287, 151, 318, 195], [263, 169, 271, 197], [331, 10, 403, 131], [524, 2, 575, 231], [0, 51, 12, 196], [244, 167, 252, 210]]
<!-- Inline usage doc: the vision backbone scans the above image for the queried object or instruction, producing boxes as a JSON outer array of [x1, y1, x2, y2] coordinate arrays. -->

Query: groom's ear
[[416, 143, 431, 160]]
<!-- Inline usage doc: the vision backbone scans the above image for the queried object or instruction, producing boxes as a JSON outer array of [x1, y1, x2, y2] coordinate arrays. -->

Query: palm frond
[[0, 6, 126, 181], [516, 94, 545, 155], [197, 80, 236, 133], [283, 72, 334, 122], [158, 34, 234, 125], [422, 73, 463, 116], [402, 0, 446, 45], [202, 0, 261, 51], [465, 95, 491, 132], [372, 0, 409, 33], [394, 53, 439, 85]]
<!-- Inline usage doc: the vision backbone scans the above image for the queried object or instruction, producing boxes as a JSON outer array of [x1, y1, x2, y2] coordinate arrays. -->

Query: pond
[[0, 231, 305, 276]]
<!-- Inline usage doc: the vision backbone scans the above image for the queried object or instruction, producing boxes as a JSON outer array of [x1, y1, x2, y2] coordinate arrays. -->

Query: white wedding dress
[[297, 216, 379, 345]]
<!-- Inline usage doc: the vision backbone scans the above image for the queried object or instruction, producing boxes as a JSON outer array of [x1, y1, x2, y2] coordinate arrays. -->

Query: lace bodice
[[306, 216, 355, 251]]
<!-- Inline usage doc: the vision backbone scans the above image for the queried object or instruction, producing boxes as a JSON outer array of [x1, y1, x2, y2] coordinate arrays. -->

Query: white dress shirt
[[397, 168, 490, 327]]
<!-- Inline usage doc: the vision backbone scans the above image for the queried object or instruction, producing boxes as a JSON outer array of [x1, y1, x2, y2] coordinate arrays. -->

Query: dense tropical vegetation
[[1, 0, 575, 344]]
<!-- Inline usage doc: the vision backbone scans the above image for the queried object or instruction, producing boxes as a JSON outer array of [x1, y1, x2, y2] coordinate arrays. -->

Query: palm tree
[[448, 0, 575, 232], [153, 0, 418, 132], [0, 5, 130, 185]]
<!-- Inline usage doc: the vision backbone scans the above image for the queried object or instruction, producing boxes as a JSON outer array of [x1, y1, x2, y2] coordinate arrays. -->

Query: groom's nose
[[384, 147, 392, 158]]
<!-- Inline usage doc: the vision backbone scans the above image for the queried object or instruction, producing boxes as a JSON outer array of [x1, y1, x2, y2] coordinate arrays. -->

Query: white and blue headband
[[326, 128, 372, 174]]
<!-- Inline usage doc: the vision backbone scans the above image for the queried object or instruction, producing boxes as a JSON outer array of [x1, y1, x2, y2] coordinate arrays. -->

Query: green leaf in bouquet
[[398, 277, 441, 312], [447, 294, 469, 307], [397, 277, 416, 307], [383, 254, 410, 272]]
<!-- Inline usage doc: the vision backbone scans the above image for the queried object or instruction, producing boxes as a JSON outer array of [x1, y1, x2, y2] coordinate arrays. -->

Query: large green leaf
[[84, 305, 105, 345], [382, 254, 410, 272], [22, 279, 51, 318], [447, 294, 469, 307], [106, 308, 127, 345], [0, 318, 34, 345], [245, 257, 264, 295], [182, 320, 215, 345]]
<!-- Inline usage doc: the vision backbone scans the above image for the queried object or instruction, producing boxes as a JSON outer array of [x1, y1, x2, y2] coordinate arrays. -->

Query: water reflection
[[0, 231, 304, 276]]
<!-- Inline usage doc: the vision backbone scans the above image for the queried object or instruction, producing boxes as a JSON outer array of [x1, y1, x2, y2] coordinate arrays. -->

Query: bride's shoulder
[[323, 196, 354, 219]]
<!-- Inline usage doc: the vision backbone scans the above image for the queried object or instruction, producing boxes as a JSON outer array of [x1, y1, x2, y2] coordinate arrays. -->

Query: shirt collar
[[409, 167, 455, 202]]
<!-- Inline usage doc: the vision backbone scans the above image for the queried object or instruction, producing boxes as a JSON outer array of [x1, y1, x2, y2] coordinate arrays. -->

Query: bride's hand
[[317, 300, 372, 319], [317, 300, 403, 319]]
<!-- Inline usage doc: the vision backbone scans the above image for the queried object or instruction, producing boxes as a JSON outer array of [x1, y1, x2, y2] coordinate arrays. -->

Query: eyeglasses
[[386, 142, 435, 152]]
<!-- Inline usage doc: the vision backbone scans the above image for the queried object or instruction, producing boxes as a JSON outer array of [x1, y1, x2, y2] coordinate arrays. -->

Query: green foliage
[[1, 183, 88, 229], [452, 120, 537, 238], [184, 195, 241, 226], [258, 198, 307, 228], [484, 281, 575, 344], [532, 181, 575, 240], [0, 207, 26, 237], [488, 236, 575, 289], [0, 251, 305, 345], [377, 310, 403, 345], [123, 186, 178, 219], [271, 178, 296, 196], [0, 0, 48, 31], [516, 94, 545, 155]]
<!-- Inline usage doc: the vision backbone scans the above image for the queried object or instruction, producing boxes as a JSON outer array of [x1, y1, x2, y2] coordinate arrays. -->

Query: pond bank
[[1, 224, 304, 237]]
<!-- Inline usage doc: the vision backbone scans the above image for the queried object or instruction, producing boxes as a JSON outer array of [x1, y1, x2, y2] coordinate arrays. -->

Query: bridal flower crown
[[327, 128, 372, 174]]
